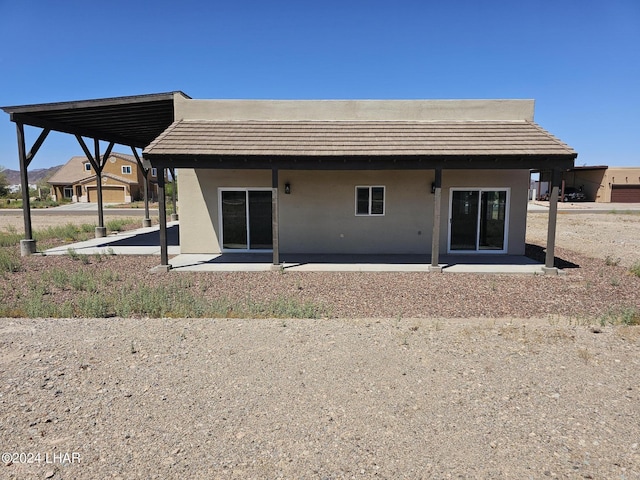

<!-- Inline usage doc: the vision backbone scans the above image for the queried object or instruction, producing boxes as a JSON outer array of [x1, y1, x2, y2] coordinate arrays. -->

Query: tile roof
[[144, 120, 576, 158]]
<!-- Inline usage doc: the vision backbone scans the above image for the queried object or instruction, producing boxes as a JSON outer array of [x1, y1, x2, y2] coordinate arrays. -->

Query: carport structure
[[3, 93, 576, 273], [2, 92, 188, 256]]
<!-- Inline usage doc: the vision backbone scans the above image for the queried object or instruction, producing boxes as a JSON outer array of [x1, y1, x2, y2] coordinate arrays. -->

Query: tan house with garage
[[559, 166, 640, 202], [49, 152, 158, 203]]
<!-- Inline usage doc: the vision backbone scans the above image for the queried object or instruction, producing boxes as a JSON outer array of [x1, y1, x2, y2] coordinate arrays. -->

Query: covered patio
[[3, 94, 576, 274]]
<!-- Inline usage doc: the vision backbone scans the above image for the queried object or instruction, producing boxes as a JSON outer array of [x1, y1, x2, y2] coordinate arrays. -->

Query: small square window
[[122, 165, 132, 174], [84, 163, 91, 171], [355, 186, 385, 216]]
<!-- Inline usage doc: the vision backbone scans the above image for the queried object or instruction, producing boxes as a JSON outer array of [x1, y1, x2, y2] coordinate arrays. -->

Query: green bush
[[629, 262, 640, 278]]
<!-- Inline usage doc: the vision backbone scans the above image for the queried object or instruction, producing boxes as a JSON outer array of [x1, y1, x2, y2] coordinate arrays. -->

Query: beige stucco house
[[561, 166, 640, 202], [143, 97, 576, 261], [49, 152, 158, 203], [3, 92, 577, 269]]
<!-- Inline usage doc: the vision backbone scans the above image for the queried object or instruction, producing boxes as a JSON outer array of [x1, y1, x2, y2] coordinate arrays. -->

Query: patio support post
[[170, 168, 178, 221], [131, 147, 151, 227], [154, 167, 171, 271], [544, 168, 561, 274], [271, 168, 280, 267], [429, 167, 443, 272]]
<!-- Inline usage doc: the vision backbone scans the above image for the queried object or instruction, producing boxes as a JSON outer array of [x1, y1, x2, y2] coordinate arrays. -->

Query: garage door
[[611, 185, 640, 203], [86, 186, 125, 203]]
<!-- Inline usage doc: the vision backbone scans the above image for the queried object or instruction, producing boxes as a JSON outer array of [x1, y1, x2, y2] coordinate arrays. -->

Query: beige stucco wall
[[599, 168, 640, 202], [174, 97, 535, 122], [178, 168, 529, 256], [442, 170, 529, 255], [278, 170, 433, 254]]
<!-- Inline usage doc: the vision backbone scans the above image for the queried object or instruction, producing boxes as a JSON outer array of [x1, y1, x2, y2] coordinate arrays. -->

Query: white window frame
[[151, 168, 157, 177], [63, 186, 73, 198], [217, 187, 273, 253], [84, 162, 91, 171], [355, 185, 385, 216], [121, 165, 132, 175], [447, 187, 510, 254]]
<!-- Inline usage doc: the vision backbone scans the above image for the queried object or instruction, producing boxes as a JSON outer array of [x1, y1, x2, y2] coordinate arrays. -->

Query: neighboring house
[[48, 153, 158, 203], [143, 98, 577, 258], [540, 166, 640, 202], [567, 166, 640, 203]]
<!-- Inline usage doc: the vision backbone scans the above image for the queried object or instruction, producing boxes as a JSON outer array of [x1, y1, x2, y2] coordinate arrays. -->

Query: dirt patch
[[1, 317, 638, 479], [527, 212, 640, 267]]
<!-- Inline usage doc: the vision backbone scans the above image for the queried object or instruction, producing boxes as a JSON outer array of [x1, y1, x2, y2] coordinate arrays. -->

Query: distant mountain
[[2, 165, 63, 185]]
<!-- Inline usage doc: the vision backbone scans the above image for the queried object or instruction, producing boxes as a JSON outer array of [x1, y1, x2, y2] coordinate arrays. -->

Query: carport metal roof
[[2, 91, 190, 148]]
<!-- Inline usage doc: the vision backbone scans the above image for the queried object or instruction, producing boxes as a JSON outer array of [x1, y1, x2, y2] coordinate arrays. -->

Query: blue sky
[[1, 0, 639, 171]]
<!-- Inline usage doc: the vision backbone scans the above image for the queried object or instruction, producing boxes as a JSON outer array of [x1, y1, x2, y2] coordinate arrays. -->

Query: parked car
[[540, 186, 587, 202], [563, 187, 586, 202]]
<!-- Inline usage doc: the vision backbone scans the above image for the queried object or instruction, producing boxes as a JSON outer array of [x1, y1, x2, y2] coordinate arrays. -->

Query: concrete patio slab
[[44, 222, 547, 274]]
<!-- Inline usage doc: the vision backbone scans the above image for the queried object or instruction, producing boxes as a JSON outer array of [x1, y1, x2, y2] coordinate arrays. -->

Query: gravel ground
[[1, 209, 639, 479], [1, 317, 639, 479]]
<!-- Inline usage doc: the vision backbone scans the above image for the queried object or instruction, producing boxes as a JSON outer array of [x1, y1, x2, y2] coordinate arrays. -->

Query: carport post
[[429, 167, 443, 272], [16, 123, 35, 255], [93, 139, 107, 237], [544, 168, 561, 273]]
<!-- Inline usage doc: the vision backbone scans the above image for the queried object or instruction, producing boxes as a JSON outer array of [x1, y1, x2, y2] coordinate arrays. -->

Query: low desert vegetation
[[0, 223, 327, 319]]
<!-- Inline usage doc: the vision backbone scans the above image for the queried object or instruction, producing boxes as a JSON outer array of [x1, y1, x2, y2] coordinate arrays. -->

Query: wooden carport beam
[[75, 136, 114, 237], [15, 123, 50, 255]]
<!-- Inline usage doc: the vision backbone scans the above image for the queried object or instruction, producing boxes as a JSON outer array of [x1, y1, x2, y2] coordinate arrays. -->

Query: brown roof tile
[[144, 120, 576, 157]]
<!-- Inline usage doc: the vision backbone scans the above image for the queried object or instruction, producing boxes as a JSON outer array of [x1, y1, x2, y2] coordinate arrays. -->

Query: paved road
[[0, 207, 158, 217]]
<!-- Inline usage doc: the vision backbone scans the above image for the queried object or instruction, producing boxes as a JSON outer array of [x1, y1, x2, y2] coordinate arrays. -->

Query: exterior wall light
[[284, 183, 291, 194], [431, 182, 436, 194]]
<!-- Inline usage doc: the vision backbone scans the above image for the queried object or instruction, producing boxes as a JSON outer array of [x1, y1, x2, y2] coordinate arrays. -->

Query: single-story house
[[143, 97, 577, 264], [3, 93, 577, 271], [49, 152, 159, 203]]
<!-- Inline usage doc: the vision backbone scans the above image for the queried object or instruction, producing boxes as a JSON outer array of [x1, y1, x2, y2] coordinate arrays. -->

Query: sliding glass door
[[449, 189, 508, 253], [220, 189, 272, 251]]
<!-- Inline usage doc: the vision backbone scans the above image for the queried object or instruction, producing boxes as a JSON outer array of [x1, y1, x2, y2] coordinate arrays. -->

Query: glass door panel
[[221, 191, 247, 249], [450, 190, 479, 251], [479, 191, 507, 250], [248, 191, 273, 249]]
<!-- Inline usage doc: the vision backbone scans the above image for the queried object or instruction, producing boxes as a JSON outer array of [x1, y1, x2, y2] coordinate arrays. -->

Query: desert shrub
[[0, 226, 22, 247], [105, 218, 136, 233], [629, 262, 640, 278], [605, 255, 620, 267], [76, 294, 110, 317], [0, 248, 21, 273], [600, 306, 640, 326]]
